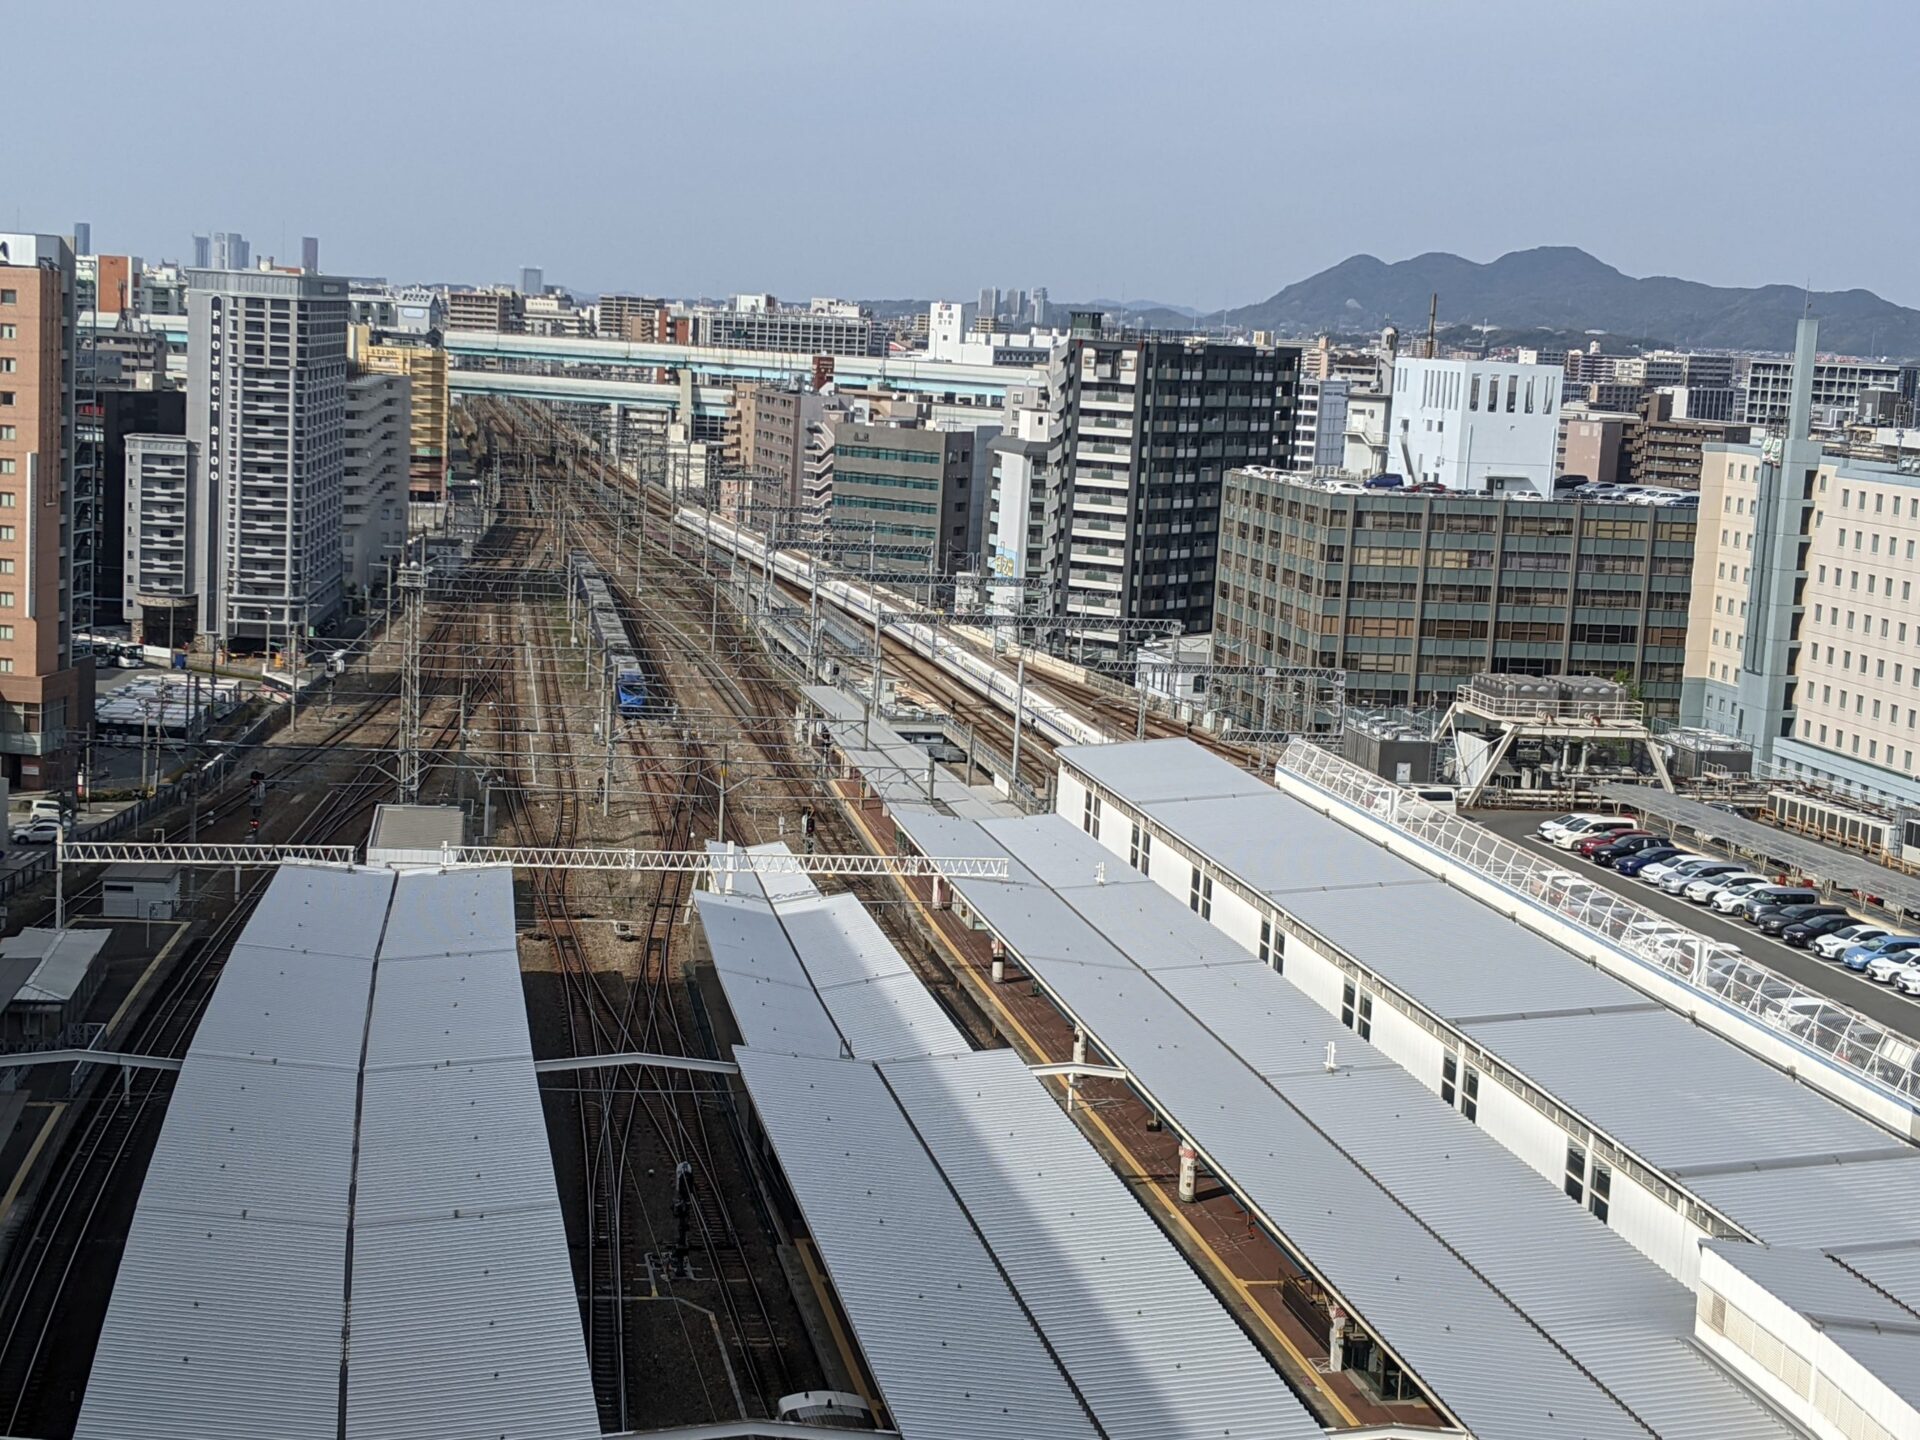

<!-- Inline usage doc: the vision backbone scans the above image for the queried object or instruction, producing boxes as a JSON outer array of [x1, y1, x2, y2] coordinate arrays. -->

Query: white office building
[[1390, 356, 1564, 494]]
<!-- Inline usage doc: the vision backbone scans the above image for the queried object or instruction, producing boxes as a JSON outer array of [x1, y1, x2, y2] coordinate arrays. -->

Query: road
[[1469, 808, 1920, 1042]]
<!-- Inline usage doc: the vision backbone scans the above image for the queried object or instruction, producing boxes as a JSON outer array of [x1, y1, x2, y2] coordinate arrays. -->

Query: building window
[[0, 593, 15, 608], [0, 290, 14, 305], [0, 325, 12, 340], [0, 625, 13, 640], [0, 460, 12, 476], [0, 359, 13, 374], [0, 393, 13, 407], [1129, 822, 1151, 873], [1189, 869, 1212, 920], [0, 426, 11, 439], [0, 658, 11, 674], [1589, 1161, 1612, 1223], [1340, 981, 1373, 1041], [1082, 789, 1101, 835], [1565, 1141, 1587, 1204], [1441, 1053, 1459, 1106], [1441, 1054, 1480, 1122], [1258, 916, 1284, 972], [0, 493, 16, 509]]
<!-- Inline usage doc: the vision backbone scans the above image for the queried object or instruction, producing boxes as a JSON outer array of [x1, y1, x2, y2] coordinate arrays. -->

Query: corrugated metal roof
[[902, 807, 1799, 1440], [1832, 1240, 1920, 1316], [1060, 739, 1920, 1252], [879, 1048, 1321, 1440], [5, 926, 111, 1005], [735, 1047, 1100, 1440], [1275, 881, 1638, 1022], [699, 847, 968, 1063], [699, 890, 852, 1059], [804, 683, 1021, 820], [1706, 1241, 1920, 1409], [76, 864, 599, 1440], [890, 809, 1645, 1440], [1464, 1007, 1899, 1173]]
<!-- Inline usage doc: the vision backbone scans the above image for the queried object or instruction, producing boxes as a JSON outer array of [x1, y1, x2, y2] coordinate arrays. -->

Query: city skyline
[[9, 0, 1920, 307]]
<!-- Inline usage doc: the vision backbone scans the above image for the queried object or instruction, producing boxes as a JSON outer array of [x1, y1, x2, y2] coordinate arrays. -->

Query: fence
[[1281, 740, 1920, 1104]]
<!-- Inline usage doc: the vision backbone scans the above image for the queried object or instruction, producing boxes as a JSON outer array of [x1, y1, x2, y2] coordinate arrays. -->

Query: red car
[[1577, 828, 1652, 857]]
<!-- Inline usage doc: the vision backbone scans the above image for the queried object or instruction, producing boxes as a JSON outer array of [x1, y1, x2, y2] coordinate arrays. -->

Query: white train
[[675, 508, 1110, 749]]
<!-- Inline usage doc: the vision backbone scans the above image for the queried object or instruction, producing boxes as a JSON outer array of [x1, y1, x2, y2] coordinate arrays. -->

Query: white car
[[1814, 925, 1889, 960], [9, 818, 64, 845], [1712, 884, 1765, 915], [1685, 872, 1764, 904], [1762, 994, 1830, 1032], [1866, 949, 1920, 983], [1895, 966, 1920, 997], [1637, 853, 1701, 885], [1537, 812, 1597, 841], [1659, 860, 1744, 894], [1552, 816, 1639, 850]]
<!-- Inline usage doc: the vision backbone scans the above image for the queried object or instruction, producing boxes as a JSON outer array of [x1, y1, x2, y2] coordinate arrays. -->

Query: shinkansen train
[[674, 507, 1110, 748]]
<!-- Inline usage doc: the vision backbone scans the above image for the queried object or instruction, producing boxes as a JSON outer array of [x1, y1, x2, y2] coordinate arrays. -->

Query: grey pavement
[[1469, 808, 1920, 1042]]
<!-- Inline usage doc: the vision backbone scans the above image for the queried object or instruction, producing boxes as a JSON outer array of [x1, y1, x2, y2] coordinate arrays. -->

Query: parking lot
[[1470, 809, 1920, 1041]]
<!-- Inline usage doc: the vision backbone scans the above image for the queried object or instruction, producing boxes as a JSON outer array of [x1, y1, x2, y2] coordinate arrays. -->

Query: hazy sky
[[8, 0, 1915, 308]]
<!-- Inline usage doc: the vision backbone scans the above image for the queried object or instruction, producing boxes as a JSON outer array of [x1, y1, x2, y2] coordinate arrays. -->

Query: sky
[[7, 0, 1917, 309]]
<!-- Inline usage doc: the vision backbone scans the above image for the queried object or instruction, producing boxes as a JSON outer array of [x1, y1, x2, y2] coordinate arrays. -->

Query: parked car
[[10, 818, 64, 845], [1659, 860, 1746, 894], [1841, 935, 1919, 971], [1757, 903, 1849, 936], [1781, 912, 1866, 948], [1878, 954, 1920, 991], [1635, 853, 1702, 885], [1762, 994, 1830, 1032], [1617, 847, 1686, 878], [1739, 887, 1820, 923], [1592, 834, 1666, 865], [1684, 872, 1765, 904], [1709, 882, 1761, 914], [1536, 813, 1596, 841], [1894, 965, 1920, 997], [1814, 925, 1890, 960], [1552, 816, 1639, 850], [1578, 828, 1651, 858], [1864, 940, 1920, 982]]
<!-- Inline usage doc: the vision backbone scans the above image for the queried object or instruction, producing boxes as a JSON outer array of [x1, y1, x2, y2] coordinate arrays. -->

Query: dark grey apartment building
[[1042, 327, 1300, 656], [1211, 467, 1695, 719]]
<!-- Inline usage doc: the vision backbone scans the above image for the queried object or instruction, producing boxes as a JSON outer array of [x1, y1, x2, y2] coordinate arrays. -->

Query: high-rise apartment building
[[123, 434, 199, 646], [597, 294, 666, 341], [987, 384, 1062, 612], [1212, 466, 1695, 718], [342, 370, 408, 595], [519, 266, 544, 298], [208, 232, 250, 271], [355, 332, 449, 499], [446, 289, 522, 334], [191, 235, 211, 268], [1290, 377, 1350, 473], [1627, 393, 1751, 491], [188, 268, 350, 648], [0, 233, 93, 789], [725, 381, 817, 512], [1039, 328, 1300, 654], [301, 236, 320, 273]]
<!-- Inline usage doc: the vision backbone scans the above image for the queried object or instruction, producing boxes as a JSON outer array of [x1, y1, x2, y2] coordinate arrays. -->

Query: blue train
[[571, 551, 651, 718]]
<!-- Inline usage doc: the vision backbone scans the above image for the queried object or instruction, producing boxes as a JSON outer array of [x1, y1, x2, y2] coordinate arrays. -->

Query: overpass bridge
[[444, 329, 1040, 411]]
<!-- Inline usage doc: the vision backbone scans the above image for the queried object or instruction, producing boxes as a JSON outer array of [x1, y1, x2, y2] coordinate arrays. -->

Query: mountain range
[[1218, 247, 1920, 357]]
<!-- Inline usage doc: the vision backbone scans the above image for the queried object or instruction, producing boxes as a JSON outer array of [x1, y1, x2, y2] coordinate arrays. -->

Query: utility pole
[[397, 565, 426, 802]]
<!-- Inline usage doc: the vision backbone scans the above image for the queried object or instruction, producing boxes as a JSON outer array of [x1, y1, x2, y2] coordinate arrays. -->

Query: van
[[1410, 786, 1458, 814], [28, 796, 69, 823], [1739, 886, 1819, 924]]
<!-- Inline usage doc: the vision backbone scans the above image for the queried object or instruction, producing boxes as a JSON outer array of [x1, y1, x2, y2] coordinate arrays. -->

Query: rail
[[1280, 739, 1920, 1104]]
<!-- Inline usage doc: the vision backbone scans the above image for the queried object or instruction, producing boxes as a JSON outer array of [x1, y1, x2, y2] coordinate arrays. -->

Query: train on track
[[674, 507, 1110, 748], [571, 551, 650, 718]]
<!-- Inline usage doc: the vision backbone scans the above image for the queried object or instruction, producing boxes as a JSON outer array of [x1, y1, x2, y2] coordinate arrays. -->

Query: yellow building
[[353, 326, 448, 497]]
